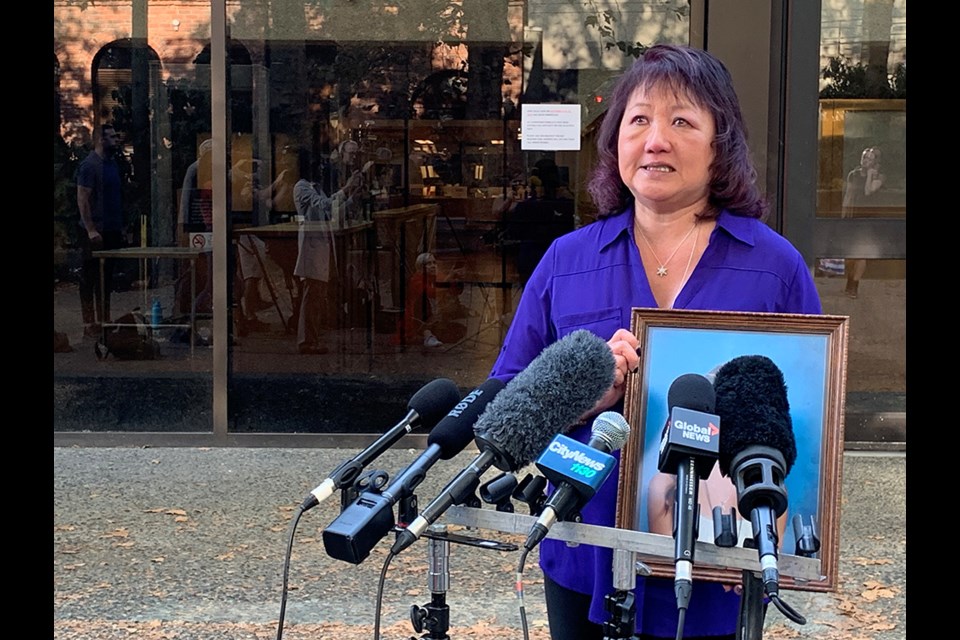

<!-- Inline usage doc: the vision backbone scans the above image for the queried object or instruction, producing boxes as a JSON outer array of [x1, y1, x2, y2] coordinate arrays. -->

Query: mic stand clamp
[[512, 473, 547, 516], [792, 515, 821, 558], [602, 548, 639, 640], [713, 505, 739, 547], [479, 472, 518, 513], [342, 468, 390, 511], [602, 590, 637, 640]]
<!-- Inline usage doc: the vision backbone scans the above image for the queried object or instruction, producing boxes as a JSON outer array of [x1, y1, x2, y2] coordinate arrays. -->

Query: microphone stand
[[736, 565, 766, 640], [409, 524, 452, 640], [602, 548, 640, 640], [404, 508, 519, 639]]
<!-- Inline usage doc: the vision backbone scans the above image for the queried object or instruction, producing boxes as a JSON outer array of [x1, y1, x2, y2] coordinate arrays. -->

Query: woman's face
[[860, 148, 880, 168], [617, 84, 716, 215]]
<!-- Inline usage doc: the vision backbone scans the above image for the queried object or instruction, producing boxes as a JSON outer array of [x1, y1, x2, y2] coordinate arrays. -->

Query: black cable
[[770, 593, 807, 625], [673, 579, 692, 640], [515, 545, 531, 640], [275, 504, 305, 640], [675, 607, 687, 640], [374, 550, 398, 640]]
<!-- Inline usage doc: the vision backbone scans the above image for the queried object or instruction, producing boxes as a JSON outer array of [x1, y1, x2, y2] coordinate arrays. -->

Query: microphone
[[524, 411, 631, 551], [391, 329, 616, 554], [714, 355, 796, 598], [321, 378, 505, 564], [656, 373, 721, 612], [300, 378, 462, 512]]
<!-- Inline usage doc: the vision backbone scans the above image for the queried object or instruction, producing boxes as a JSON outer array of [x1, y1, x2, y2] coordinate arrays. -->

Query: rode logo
[[446, 388, 486, 418], [673, 418, 719, 443]]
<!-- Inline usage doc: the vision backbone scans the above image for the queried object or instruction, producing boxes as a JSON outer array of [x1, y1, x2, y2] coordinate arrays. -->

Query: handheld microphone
[[657, 373, 721, 613], [321, 378, 505, 564], [391, 329, 616, 554], [300, 378, 461, 512], [524, 411, 630, 551], [714, 355, 796, 598]]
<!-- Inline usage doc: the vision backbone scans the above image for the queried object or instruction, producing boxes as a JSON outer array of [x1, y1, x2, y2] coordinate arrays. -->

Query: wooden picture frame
[[615, 308, 849, 592]]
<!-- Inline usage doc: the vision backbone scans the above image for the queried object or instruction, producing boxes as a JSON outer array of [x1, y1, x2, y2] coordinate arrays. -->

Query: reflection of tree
[[53, 133, 84, 257], [165, 76, 212, 194], [860, 0, 896, 97], [583, 0, 689, 59], [103, 83, 146, 232], [461, 0, 510, 120], [820, 0, 905, 99], [820, 56, 905, 98]]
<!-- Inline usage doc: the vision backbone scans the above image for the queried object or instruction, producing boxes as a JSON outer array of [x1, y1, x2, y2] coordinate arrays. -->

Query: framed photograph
[[615, 309, 849, 592]]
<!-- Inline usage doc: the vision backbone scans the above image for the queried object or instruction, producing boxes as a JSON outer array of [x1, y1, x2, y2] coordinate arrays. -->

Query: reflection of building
[[53, 1, 907, 451]]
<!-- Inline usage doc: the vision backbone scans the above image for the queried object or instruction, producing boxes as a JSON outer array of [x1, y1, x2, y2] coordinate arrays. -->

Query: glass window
[[54, 3, 214, 433], [815, 0, 906, 445]]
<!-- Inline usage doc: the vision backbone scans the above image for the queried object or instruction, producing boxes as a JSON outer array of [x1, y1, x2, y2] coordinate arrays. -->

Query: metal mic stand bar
[[440, 506, 823, 583], [441, 507, 823, 640]]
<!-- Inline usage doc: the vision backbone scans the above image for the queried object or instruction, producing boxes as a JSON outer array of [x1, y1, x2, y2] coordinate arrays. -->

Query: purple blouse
[[489, 207, 822, 637]]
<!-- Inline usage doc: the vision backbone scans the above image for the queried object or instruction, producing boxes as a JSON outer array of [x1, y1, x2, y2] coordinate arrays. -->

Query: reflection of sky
[[635, 327, 829, 556]]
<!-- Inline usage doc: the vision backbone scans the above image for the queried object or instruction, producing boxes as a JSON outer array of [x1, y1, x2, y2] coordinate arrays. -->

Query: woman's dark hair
[[587, 44, 767, 220]]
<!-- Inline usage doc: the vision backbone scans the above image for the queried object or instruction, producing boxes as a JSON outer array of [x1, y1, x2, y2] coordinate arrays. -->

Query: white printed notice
[[521, 104, 582, 151]]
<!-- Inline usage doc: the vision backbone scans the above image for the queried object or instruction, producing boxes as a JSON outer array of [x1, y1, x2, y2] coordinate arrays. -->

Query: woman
[[292, 148, 338, 355], [842, 146, 884, 298], [488, 44, 821, 639]]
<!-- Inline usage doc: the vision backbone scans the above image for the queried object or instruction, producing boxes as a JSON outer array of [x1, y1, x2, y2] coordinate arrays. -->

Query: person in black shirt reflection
[[76, 123, 125, 338]]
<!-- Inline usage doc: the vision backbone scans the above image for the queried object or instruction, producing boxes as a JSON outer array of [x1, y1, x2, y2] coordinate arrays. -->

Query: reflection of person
[[292, 148, 337, 355], [503, 190, 574, 286], [487, 45, 821, 640], [233, 157, 288, 333], [76, 123, 125, 337], [393, 253, 467, 348], [235, 233, 272, 332], [178, 139, 214, 313], [323, 140, 366, 222], [179, 139, 214, 231], [841, 146, 884, 298]]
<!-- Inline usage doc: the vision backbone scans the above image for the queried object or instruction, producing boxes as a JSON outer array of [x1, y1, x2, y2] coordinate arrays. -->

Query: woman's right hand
[[583, 328, 641, 417]]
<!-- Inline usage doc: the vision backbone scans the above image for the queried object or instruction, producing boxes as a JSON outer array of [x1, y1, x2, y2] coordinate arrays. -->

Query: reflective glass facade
[[53, 1, 906, 448]]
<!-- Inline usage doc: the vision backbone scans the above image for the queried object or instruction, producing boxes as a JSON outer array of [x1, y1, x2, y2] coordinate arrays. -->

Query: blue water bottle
[[151, 299, 162, 329]]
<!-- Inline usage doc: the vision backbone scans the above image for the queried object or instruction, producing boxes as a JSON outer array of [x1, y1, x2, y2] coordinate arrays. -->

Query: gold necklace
[[635, 219, 699, 277], [678, 222, 701, 286]]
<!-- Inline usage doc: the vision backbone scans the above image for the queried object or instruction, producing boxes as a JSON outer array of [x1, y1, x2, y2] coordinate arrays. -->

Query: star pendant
[[656, 265, 668, 277]]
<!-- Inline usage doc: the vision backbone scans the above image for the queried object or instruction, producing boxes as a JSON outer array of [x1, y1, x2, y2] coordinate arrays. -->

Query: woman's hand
[[585, 328, 641, 416]]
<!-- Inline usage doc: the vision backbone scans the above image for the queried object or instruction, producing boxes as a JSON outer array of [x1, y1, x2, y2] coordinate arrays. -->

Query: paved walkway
[[53, 448, 905, 639]]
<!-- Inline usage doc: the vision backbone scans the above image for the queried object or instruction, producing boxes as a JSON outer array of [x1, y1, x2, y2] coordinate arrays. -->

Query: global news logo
[[673, 418, 719, 443]]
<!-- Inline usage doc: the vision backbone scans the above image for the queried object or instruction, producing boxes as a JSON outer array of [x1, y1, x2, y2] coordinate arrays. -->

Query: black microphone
[[321, 378, 505, 564], [714, 355, 796, 598], [391, 329, 616, 554], [300, 378, 462, 512], [656, 373, 721, 613], [524, 410, 631, 551]]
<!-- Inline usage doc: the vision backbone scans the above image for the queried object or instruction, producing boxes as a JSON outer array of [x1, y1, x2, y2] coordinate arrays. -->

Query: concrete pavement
[[53, 447, 906, 639]]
